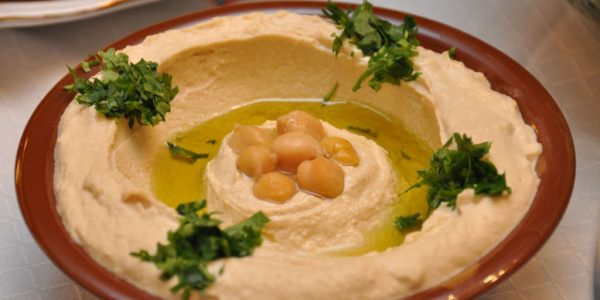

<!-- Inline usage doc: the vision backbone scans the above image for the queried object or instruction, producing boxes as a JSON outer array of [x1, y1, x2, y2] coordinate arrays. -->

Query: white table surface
[[1, 0, 598, 299]]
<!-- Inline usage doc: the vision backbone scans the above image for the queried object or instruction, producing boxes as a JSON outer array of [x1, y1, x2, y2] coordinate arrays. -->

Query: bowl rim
[[14, 1, 575, 299]]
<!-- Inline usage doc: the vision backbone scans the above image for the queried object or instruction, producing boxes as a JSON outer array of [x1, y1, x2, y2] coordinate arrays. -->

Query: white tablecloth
[[1, 0, 598, 299]]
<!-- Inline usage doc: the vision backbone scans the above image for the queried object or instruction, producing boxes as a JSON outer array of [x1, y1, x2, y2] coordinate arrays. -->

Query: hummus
[[207, 120, 396, 254], [54, 11, 542, 300]]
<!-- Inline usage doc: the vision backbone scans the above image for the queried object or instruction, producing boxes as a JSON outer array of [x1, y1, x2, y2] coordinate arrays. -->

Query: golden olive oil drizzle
[[151, 99, 431, 255]]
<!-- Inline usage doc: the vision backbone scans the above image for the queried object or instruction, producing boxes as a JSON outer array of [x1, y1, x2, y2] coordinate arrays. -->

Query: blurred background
[[0, 0, 598, 299]]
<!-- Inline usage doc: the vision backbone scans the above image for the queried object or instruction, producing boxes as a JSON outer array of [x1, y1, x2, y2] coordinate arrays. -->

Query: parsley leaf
[[81, 59, 100, 72], [167, 142, 209, 162], [347, 125, 378, 138], [323, 1, 420, 91], [65, 48, 179, 128], [322, 2, 353, 55], [323, 81, 339, 102], [353, 45, 420, 91], [408, 133, 511, 210], [223, 212, 271, 257], [132, 200, 269, 299], [448, 46, 457, 60], [394, 213, 422, 230]]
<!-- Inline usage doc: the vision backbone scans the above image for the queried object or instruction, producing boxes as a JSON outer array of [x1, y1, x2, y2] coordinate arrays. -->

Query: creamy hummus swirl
[[206, 121, 396, 254], [54, 11, 541, 300]]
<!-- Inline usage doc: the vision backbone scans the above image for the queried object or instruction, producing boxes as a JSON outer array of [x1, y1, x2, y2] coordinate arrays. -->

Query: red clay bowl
[[14, 1, 575, 299]]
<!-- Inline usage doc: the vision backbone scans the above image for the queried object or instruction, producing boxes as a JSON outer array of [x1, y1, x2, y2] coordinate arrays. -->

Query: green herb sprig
[[323, 1, 420, 91], [394, 213, 422, 230], [131, 200, 269, 299], [448, 46, 457, 60], [323, 81, 339, 102], [409, 133, 511, 210], [167, 142, 209, 162], [65, 48, 179, 128], [396, 133, 510, 230], [347, 125, 378, 138]]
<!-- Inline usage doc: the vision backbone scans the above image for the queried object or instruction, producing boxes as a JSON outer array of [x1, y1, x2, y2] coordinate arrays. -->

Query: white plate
[[0, 0, 161, 28]]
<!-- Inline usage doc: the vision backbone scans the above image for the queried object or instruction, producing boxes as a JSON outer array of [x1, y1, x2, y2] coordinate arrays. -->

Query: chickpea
[[253, 172, 297, 202], [321, 136, 360, 166], [297, 157, 345, 198], [228, 125, 273, 154], [276, 110, 325, 140], [271, 131, 324, 173], [237, 145, 277, 179]]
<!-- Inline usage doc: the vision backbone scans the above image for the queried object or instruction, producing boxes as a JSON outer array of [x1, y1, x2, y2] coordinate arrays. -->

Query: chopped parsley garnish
[[394, 213, 422, 230], [448, 46, 457, 60], [80, 59, 100, 72], [408, 133, 511, 210], [396, 134, 510, 232], [347, 125, 378, 138], [65, 48, 179, 128], [167, 142, 208, 162], [323, 0, 420, 91], [131, 200, 269, 300], [205, 139, 217, 145], [323, 81, 339, 102]]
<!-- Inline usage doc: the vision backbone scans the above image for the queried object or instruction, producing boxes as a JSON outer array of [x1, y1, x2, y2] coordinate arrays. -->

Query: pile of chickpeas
[[228, 110, 360, 202]]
